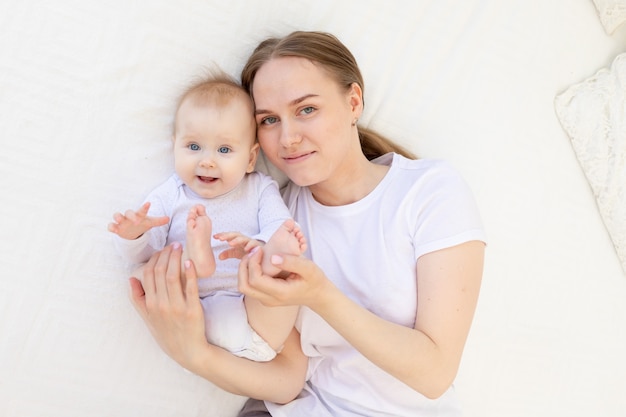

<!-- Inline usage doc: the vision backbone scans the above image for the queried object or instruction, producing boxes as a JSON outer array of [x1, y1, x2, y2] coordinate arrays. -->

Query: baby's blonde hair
[[174, 69, 255, 135]]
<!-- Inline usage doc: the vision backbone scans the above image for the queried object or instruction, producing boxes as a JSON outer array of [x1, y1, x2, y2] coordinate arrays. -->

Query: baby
[[109, 72, 305, 361]]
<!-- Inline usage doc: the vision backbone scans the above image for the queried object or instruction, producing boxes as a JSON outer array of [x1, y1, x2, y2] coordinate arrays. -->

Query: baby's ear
[[247, 142, 260, 173]]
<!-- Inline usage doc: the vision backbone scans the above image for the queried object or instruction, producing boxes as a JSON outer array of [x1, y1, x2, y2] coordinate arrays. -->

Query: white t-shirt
[[266, 153, 487, 417], [114, 171, 291, 295]]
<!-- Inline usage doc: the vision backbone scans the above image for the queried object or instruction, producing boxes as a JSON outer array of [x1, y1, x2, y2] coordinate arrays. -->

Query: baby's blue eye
[[189, 143, 200, 151], [218, 146, 230, 154]]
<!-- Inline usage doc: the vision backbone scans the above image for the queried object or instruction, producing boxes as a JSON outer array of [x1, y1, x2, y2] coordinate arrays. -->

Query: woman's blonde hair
[[241, 31, 416, 161]]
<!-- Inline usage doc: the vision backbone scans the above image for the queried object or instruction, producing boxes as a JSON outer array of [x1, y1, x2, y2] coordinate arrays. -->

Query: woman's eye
[[261, 116, 278, 125], [300, 106, 314, 115], [189, 143, 200, 151], [218, 146, 230, 154]]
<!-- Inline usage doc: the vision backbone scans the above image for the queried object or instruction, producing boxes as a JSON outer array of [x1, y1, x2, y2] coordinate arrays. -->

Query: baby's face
[[173, 97, 258, 198]]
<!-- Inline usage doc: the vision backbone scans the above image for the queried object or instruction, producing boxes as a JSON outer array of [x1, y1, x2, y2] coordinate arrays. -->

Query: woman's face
[[252, 57, 361, 188]]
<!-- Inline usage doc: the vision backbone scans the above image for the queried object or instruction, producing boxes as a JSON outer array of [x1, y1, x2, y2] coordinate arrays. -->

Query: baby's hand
[[214, 232, 263, 260], [108, 202, 169, 240]]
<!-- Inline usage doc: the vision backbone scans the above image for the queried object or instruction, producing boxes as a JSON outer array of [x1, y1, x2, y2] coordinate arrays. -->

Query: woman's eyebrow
[[290, 94, 318, 106], [254, 94, 319, 116]]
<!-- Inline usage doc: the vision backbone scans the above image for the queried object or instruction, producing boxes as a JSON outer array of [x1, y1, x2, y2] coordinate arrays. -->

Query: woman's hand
[[237, 246, 335, 310], [240, 239, 485, 400], [129, 242, 209, 371], [129, 243, 308, 403]]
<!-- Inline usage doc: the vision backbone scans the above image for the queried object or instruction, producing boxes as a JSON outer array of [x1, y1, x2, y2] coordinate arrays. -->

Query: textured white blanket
[[556, 53, 626, 274], [592, 0, 626, 33]]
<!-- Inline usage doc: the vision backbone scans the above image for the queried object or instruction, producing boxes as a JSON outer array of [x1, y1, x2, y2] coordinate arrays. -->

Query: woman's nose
[[279, 121, 302, 148]]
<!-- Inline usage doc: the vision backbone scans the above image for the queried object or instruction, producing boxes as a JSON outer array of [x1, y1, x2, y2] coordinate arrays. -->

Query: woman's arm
[[240, 240, 485, 399], [191, 328, 307, 404], [129, 243, 307, 404]]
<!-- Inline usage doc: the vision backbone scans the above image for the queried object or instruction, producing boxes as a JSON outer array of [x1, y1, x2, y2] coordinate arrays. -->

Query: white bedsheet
[[1, 1, 625, 416]]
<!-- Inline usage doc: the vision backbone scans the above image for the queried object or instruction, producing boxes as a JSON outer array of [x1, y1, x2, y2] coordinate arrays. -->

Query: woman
[[130, 31, 486, 416]]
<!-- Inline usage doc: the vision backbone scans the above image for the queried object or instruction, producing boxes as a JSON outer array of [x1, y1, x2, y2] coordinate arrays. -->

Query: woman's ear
[[348, 82, 364, 119]]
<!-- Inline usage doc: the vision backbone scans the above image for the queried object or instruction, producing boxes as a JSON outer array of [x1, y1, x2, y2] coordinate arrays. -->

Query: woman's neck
[[309, 154, 390, 206]]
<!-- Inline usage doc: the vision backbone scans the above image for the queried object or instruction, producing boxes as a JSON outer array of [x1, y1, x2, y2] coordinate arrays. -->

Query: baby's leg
[[243, 220, 305, 350], [185, 204, 215, 277], [196, 219, 304, 355], [262, 219, 306, 278], [244, 297, 299, 352]]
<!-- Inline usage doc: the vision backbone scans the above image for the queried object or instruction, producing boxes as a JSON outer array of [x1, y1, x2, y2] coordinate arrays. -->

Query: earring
[[351, 117, 359, 126]]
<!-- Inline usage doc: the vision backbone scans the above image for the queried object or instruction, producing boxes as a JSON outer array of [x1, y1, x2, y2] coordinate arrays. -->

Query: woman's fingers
[[239, 246, 327, 309], [262, 253, 327, 307], [128, 277, 148, 320], [270, 253, 307, 277], [153, 244, 173, 302], [243, 247, 265, 288], [142, 247, 161, 298], [183, 259, 200, 301], [237, 246, 254, 294], [239, 248, 293, 306], [164, 243, 185, 305], [238, 247, 268, 298], [139, 243, 187, 311]]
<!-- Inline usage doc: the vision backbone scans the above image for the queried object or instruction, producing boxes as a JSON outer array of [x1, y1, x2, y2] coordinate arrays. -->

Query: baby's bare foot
[[186, 204, 215, 277], [263, 219, 307, 278]]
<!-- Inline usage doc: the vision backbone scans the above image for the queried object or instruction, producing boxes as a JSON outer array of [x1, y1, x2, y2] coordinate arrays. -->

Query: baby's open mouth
[[198, 176, 218, 183]]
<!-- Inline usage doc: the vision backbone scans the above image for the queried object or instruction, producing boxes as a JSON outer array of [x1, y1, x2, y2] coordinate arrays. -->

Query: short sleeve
[[410, 162, 487, 260]]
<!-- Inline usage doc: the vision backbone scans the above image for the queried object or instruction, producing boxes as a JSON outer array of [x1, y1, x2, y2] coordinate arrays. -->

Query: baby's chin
[[188, 183, 224, 199], [189, 182, 241, 200]]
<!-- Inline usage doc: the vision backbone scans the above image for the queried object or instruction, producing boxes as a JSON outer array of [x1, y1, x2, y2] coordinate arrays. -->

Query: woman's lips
[[283, 151, 314, 163]]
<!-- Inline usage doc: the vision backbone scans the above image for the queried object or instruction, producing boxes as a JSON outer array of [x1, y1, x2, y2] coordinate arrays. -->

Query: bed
[[1, 0, 625, 416]]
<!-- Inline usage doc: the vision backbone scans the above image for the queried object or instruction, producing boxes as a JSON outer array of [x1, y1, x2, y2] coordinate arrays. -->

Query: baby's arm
[[214, 231, 263, 261], [108, 202, 170, 240]]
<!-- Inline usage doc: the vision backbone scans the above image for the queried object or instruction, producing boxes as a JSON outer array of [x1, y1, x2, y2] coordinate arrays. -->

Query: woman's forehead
[[252, 57, 335, 104]]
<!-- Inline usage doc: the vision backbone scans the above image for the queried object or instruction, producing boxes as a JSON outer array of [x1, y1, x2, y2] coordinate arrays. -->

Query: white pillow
[[592, 0, 626, 34], [555, 52, 626, 274]]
